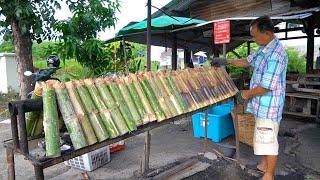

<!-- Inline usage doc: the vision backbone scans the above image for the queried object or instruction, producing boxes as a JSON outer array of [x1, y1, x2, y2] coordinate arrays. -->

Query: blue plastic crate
[[192, 101, 235, 142]]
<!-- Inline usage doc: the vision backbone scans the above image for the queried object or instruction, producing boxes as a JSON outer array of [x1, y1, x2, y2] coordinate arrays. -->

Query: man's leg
[[263, 155, 277, 180], [257, 155, 267, 172]]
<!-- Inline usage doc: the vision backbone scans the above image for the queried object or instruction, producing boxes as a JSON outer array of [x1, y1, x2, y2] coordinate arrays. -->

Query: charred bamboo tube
[[216, 67, 238, 96], [197, 68, 218, 104], [94, 78, 130, 134], [206, 68, 226, 102], [74, 80, 109, 141], [130, 74, 157, 122], [138, 74, 166, 121], [106, 78, 137, 131], [207, 68, 229, 100], [171, 71, 199, 111], [116, 77, 142, 126], [53, 82, 87, 149], [164, 74, 189, 113], [156, 72, 183, 115], [84, 79, 120, 138], [65, 82, 98, 145], [123, 76, 149, 125], [42, 81, 60, 157], [192, 68, 215, 105]]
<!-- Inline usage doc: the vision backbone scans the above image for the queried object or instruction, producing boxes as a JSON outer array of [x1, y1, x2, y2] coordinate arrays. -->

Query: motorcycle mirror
[[24, 71, 33, 76]]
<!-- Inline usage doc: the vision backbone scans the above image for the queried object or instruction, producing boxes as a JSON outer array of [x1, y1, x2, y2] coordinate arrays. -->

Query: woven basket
[[231, 104, 255, 147]]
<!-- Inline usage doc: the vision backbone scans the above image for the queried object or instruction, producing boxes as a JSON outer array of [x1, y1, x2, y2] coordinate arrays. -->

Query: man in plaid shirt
[[228, 16, 288, 180]]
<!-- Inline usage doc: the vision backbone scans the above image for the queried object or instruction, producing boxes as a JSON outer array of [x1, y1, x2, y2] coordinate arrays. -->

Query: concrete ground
[[1, 116, 320, 180]]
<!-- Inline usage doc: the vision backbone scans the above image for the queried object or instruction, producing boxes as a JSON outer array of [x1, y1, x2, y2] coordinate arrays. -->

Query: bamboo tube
[[105, 78, 137, 131], [152, 73, 179, 116], [146, 72, 172, 119], [123, 76, 149, 125], [163, 73, 189, 113], [189, 68, 214, 105], [138, 74, 166, 121], [53, 82, 87, 150], [26, 82, 42, 136], [42, 81, 60, 157], [197, 68, 218, 104], [156, 72, 183, 115], [94, 78, 130, 134], [116, 77, 143, 126], [129, 74, 157, 122], [205, 68, 226, 102], [84, 79, 120, 138], [65, 81, 98, 145], [30, 112, 43, 136], [74, 80, 109, 141], [207, 68, 229, 100], [171, 71, 199, 111], [216, 67, 239, 96]]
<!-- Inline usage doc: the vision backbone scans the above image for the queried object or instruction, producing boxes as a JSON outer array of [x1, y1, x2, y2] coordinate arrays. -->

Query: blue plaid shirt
[[246, 38, 288, 122]]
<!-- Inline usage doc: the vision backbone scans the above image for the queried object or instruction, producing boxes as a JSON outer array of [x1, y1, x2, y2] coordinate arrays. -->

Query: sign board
[[213, 20, 230, 44]]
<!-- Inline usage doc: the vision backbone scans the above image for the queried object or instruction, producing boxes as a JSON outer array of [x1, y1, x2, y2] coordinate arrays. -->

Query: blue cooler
[[192, 100, 235, 142]]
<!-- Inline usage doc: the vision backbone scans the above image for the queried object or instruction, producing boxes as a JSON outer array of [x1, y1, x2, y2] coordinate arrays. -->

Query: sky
[[56, 0, 172, 61]]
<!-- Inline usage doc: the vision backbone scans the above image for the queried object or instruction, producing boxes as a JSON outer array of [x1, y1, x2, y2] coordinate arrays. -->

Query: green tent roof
[[117, 15, 205, 36]]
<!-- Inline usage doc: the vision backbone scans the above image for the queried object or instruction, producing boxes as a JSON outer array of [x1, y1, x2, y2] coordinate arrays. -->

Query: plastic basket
[[231, 104, 255, 147], [64, 146, 110, 171]]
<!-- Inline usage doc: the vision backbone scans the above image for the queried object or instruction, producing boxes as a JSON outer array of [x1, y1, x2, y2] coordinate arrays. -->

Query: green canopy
[[117, 15, 205, 36]]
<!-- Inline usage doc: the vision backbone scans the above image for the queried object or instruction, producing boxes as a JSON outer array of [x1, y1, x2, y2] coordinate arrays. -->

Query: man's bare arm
[[242, 86, 268, 99], [227, 58, 251, 68]]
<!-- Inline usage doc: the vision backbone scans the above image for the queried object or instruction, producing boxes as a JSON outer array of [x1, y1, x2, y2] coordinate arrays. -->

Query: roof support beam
[[172, 33, 178, 70], [306, 17, 315, 73]]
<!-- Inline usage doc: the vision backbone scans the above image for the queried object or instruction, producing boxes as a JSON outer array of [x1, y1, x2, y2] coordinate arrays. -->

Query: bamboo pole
[[42, 81, 60, 157], [65, 82, 98, 145], [26, 83, 42, 136], [53, 82, 88, 150]]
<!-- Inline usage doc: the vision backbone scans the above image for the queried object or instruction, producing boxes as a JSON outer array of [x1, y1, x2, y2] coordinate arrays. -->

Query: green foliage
[[0, 40, 14, 52], [286, 47, 306, 73]]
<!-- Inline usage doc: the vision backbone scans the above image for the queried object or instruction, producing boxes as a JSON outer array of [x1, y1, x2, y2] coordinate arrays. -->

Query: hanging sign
[[213, 20, 230, 44]]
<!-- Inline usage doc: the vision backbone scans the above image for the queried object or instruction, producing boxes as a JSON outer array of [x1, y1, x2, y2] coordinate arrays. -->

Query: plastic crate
[[192, 101, 235, 142], [64, 146, 110, 171]]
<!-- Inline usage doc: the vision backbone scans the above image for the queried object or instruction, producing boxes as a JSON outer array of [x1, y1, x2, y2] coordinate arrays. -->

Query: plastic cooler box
[[192, 101, 235, 142]]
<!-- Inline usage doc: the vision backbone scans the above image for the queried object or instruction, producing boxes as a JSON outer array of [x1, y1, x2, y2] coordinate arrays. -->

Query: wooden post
[[306, 18, 315, 73], [141, 0, 152, 175], [247, 41, 251, 56], [122, 39, 129, 75], [6, 147, 15, 180], [223, 43, 227, 58], [172, 33, 177, 70], [184, 49, 193, 68], [114, 44, 117, 72]]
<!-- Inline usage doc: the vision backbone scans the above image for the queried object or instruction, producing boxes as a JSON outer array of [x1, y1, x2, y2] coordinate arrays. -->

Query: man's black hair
[[250, 15, 274, 33]]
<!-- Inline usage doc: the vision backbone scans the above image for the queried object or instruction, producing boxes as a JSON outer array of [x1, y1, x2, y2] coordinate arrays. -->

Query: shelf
[[285, 92, 320, 100], [283, 111, 317, 118]]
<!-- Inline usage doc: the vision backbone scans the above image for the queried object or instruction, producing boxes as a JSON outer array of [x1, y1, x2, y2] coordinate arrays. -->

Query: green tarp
[[117, 15, 205, 36]]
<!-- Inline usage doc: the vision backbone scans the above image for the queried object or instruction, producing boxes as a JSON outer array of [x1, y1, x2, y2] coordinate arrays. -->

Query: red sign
[[213, 20, 230, 44]]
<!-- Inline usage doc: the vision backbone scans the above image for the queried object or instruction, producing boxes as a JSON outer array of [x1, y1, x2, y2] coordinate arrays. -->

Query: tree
[[0, 0, 119, 99]]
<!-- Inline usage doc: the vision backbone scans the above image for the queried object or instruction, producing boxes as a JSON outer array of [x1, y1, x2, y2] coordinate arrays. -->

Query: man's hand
[[211, 57, 227, 67], [235, 90, 249, 104], [227, 59, 251, 68]]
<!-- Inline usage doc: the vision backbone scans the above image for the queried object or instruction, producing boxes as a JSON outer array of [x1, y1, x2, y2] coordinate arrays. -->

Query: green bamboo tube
[[138, 74, 166, 121], [129, 74, 157, 123], [65, 82, 98, 145], [94, 78, 130, 135], [123, 76, 148, 125], [53, 82, 87, 149], [146, 73, 172, 119], [26, 92, 42, 136], [84, 79, 120, 138], [74, 80, 109, 141], [117, 77, 142, 126], [164, 74, 189, 113], [30, 112, 43, 136], [105, 78, 137, 131], [42, 81, 61, 157], [152, 73, 179, 117], [157, 72, 183, 115]]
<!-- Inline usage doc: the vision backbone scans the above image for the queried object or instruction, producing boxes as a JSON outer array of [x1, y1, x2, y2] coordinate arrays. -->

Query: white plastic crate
[[64, 146, 110, 171]]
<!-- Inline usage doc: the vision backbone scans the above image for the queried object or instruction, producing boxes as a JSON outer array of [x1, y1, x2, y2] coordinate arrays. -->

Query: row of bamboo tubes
[[25, 67, 238, 157]]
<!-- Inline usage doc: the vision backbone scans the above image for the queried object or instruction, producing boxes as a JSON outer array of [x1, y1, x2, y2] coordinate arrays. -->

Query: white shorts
[[253, 118, 280, 155]]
